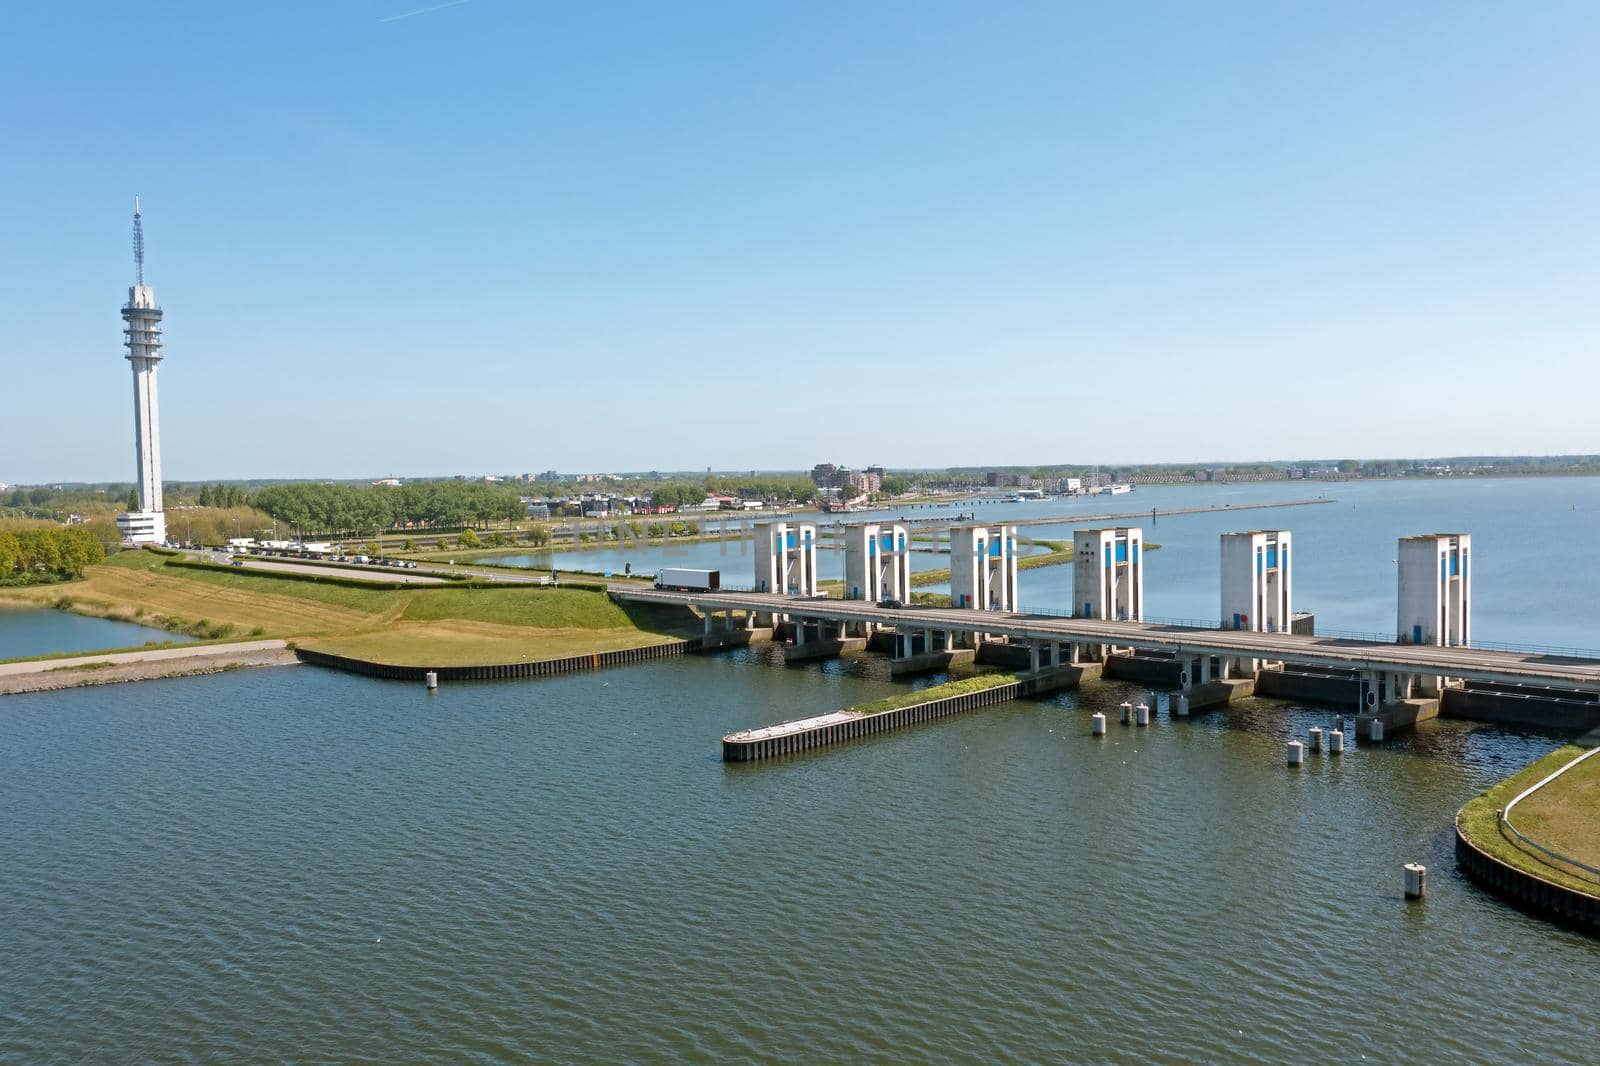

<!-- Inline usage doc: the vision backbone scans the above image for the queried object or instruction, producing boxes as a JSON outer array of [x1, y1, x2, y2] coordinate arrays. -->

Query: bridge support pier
[[889, 626, 973, 676], [783, 617, 866, 663]]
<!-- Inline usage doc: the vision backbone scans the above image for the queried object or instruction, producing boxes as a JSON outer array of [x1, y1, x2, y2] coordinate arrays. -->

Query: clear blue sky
[[4, 1, 1598, 482]]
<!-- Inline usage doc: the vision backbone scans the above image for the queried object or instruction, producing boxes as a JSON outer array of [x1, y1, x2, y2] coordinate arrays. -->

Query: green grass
[[846, 672, 1021, 717], [399, 586, 670, 629], [157, 563, 405, 612], [5, 548, 703, 669], [1457, 745, 1600, 898], [304, 626, 681, 667]]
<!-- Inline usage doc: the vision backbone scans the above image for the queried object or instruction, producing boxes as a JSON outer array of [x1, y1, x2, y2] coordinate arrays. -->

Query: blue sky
[[4, 2, 1598, 481]]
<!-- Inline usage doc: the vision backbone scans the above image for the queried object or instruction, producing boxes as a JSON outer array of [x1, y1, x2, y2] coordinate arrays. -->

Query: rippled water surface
[[3, 655, 1597, 1062]]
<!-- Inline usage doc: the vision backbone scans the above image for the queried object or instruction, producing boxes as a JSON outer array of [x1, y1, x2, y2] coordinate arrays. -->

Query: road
[[612, 587, 1600, 691], [236, 558, 447, 585]]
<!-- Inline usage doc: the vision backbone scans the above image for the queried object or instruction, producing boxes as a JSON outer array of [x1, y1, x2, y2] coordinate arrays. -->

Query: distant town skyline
[[5, 2, 1598, 482]]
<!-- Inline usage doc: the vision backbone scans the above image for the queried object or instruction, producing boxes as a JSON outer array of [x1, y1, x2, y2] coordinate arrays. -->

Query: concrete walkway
[[0, 639, 294, 695]]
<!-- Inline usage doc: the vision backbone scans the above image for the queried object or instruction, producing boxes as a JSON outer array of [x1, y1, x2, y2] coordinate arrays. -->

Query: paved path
[[1, 639, 295, 695]]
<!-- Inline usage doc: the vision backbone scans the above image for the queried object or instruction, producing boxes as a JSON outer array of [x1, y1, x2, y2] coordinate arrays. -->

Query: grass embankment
[[845, 672, 1021, 717], [1458, 745, 1600, 897], [0, 549, 699, 668]]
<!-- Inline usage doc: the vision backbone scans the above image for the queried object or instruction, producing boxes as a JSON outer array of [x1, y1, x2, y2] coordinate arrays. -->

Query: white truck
[[654, 568, 720, 592]]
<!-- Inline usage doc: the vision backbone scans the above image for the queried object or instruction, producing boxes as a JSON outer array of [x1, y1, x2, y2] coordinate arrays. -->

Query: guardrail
[[1500, 746, 1600, 883]]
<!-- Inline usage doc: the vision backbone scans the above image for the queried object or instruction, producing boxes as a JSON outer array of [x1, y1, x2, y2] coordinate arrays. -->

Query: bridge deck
[[613, 587, 1600, 691]]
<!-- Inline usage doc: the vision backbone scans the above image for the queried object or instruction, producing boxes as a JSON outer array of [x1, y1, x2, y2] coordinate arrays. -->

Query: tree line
[[0, 524, 107, 584], [250, 481, 526, 536]]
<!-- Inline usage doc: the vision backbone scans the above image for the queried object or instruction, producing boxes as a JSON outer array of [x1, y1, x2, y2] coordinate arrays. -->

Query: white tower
[[1221, 530, 1292, 633], [116, 197, 167, 544], [1398, 533, 1470, 647], [949, 524, 1019, 611], [843, 523, 911, 603], [1073, 527, 1144, 621], [752, 521, 817, 596]]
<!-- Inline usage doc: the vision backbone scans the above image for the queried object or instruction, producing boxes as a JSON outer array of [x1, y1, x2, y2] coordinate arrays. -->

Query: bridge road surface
[[611, 587, 1600, 693]]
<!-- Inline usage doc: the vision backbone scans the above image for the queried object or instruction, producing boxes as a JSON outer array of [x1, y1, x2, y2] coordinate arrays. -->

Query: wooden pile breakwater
[[296, 637, 703, 682], [723, 673, 1064, 762]]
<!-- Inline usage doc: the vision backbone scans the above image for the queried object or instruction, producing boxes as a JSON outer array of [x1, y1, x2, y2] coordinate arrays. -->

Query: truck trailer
[[655, 568, 720, 592]]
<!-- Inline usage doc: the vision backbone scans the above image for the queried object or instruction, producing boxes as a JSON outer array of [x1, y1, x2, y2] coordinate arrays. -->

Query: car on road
[[879, 598, 904, 609]]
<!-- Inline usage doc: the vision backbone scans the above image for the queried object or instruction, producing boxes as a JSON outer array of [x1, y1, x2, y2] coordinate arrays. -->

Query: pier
[[722, 667, 1087, 761]]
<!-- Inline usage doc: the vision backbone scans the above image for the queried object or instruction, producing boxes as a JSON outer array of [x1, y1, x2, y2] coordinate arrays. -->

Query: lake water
[[3, 477, 1598, 1061], [501, 478, 1600, 649], [0, 607, 193, 662], [2, 657, 1595, 1061]]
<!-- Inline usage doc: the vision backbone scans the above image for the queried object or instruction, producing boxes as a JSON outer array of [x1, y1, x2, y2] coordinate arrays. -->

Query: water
[[4, 477, 1599, 1060], [2, 660, 1595, 1062], [480, 538, 955, 582], [0, 607, 193, 662], [503, 478, 1600, 648]]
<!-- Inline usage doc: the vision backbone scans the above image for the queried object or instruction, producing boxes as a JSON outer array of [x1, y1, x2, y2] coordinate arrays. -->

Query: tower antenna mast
[[132, 195, 145, 286]]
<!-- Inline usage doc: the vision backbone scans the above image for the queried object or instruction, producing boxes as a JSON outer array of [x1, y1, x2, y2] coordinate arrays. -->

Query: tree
[[457, 528, 481, 548], [527, 524, 551, 547], [403, 538, 416, 552], [126, 488, 139, 511], [366, 540, 382, 557], [0, 530, 19, 576]]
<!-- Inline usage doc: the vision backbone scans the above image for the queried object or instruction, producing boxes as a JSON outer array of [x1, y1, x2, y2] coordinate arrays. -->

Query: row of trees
[[251, 481, 526, 537], [195, 483, 251, 508], [626, 478, 821, 508], [166, 506, 280, 546], [0, 524, 107, 583]]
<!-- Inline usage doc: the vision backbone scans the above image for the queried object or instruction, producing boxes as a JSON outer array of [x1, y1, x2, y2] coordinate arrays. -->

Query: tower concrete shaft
[[117, 197, 167, 544]]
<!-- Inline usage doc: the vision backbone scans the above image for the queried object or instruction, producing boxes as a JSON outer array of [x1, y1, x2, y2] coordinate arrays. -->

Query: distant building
[[848, 470, 882, 494], [372, 478, 402, 487], [811, 463, 841, 487]]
